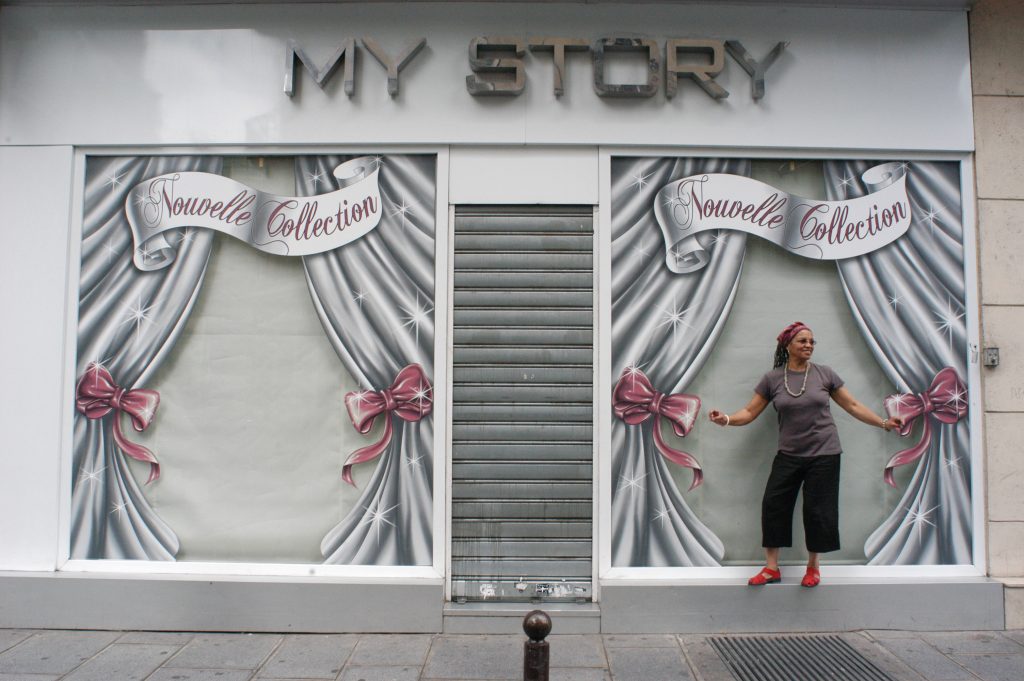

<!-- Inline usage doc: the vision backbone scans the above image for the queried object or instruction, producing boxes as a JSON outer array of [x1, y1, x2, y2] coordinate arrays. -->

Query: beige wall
[[972, 0, 1024, 627]]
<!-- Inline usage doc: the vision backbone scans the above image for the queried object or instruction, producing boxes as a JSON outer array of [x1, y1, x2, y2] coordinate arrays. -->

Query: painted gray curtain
[[611, 157, 751, 566], [297, 155, 435, 565], [73, 156, 221, 559], [825, 160, 971, 565]]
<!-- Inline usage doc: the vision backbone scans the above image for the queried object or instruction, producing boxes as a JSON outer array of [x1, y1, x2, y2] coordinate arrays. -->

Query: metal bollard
[[523, 609, 552, 681]]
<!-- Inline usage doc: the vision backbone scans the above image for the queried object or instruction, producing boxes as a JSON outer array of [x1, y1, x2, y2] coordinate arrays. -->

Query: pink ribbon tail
[[652, 415, 704, 491], [883, 418, 933, 488], [111, 412, 161, 484], [341, 413, 394, 486]]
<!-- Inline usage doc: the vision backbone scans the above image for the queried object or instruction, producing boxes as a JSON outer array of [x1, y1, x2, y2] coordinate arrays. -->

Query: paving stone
[[339, 665, 421, 681], [547, 635, 606, 668], [875, 637, 975, 680], [0, 674, 61, 681], [165, 633, 281, 669], [602, 635, 678, 648], [548, 669, 609, 681], [349, 635, 432, 667], [838, 632, 931, 681], [950, 653, 1024, 681], [677, 636, 735, 681], [864, 630, 923, 640], [1004, 630, 1024, 646], [147, 670, 254, 681], [0, 633, 32, 655], [117, 632, 197, 645], [62, 643, 177, 681], [920, 632, 1024, 655], [256, 634, 356, 679], [422, 635, 520, 679], [606, 647, 693, 681], [0, 631, 119, 675]]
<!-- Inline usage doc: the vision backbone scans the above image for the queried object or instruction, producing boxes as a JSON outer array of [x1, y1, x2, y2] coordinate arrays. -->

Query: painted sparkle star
[[406, 454, 424, 469], [78, 466, 106, 484], [110, 501, 127, 518], [622, 362, 646, 389], [307, 169, 325, 189], [411, 382, 431, 407], [370, 155, 385, 170], [944, 454, 962, 471], [839, 174, 854, 189], [360, 501, 399, 546], [707, 231, 726, 248], [121, 295, 155, 337], [348, 389, 373, 406], [178, 228, 195, 246], [934, 297, 964, 350], [102, 237, 121, 264], [922, 205, 941, 236], [906, 503, 939, 545], [630, 170, 653, 192], [658, 298, 692, 342], [352, 289, 368, 309], [653, 508, 670, 528], [389, 198, 414, 229], [631, 241, 652, 266], [887, 294, 902, 311], [945, 386, 968, 411], [618, 468, 646, 498], [106, 172, 125, 193], [401, 294, 433, 346]]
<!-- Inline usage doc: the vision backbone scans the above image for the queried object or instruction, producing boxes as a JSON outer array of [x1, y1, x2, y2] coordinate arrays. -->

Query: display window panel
[[71, 154, 436, 565], [610, 156, 971, 568]]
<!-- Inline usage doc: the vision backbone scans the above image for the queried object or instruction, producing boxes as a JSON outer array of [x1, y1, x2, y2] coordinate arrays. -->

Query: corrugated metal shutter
[[452, 206, 593, 603]]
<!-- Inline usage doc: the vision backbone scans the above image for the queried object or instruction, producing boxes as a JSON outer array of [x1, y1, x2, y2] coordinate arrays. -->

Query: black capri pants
[[761, 452, 841, 553]]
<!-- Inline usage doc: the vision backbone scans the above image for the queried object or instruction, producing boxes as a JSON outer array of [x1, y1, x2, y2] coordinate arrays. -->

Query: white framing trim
[[60, 144, 449, 583], [597, 145, 986, 583]]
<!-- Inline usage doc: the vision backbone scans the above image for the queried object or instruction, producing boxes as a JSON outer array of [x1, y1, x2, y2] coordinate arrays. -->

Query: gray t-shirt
[[754, 363, 844, 457]]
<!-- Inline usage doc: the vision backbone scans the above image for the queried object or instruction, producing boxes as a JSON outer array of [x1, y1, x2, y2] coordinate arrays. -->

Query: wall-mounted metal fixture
[[983, 347, 1000, 368]]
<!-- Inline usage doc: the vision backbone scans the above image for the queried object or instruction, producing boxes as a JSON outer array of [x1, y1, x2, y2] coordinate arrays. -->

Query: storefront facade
[[0, 0, 1010, 632]]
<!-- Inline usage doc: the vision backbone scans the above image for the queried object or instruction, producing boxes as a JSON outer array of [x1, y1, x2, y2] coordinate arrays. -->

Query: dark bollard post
[[523, 609, 552, 681]]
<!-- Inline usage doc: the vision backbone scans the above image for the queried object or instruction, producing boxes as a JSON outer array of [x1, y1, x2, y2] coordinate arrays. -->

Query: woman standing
[[707, 321, 903, 588]]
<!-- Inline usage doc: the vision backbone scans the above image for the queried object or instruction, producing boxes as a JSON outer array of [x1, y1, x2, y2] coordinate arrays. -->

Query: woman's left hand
[[885, 415, 905, 431]]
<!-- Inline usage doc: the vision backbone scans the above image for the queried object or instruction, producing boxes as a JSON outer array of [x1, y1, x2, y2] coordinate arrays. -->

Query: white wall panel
[[0, 146, 73, 570], [450, 147, 598, 204], [0, 3, 972, 151]]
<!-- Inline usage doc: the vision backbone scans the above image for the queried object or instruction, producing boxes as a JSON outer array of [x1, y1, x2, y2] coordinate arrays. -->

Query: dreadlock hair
[[773, 344, 789, 369]]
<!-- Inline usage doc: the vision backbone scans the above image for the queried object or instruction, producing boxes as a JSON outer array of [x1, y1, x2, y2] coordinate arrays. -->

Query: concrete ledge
[[0, 572, 443, 633], [600, 578, 1005, 633], [444, 602, 601, 634]]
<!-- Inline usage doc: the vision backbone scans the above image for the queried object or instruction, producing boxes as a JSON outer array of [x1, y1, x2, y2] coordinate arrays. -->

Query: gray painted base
[[600, 578, 1005, 633], [443, 602, 601, 634], [0, 573, 1005, 633], [0, 572, 443, 633]]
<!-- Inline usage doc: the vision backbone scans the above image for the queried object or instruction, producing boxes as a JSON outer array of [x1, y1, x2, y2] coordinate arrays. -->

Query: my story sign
[[654, 162, 912, 273], [124, 157, 382, 271]]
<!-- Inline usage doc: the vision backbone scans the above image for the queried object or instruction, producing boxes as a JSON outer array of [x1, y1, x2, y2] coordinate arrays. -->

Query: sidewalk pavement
[[0, 628, 1022, 681]]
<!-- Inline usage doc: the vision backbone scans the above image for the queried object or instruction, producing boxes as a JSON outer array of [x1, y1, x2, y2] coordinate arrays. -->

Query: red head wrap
[[776, 321, 812, 348]]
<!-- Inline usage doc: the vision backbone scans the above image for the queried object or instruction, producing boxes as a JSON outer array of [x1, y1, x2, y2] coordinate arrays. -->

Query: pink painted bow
[[612, 366, 704, 491], [882, 367, 968, 488], [75, 363, 162, 484], [343, 363, 432, 486]]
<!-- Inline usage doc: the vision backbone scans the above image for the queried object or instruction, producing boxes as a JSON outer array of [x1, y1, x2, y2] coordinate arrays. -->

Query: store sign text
[[284, 36, 787, 101]]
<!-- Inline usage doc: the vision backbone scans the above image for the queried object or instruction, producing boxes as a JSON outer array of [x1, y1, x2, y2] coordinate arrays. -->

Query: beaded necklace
[[784, 362, 811, 398]]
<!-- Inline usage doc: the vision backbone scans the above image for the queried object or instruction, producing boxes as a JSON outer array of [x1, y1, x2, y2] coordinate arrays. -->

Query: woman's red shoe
[[748, 567, 781, 585], [801, 567, 821, 587]]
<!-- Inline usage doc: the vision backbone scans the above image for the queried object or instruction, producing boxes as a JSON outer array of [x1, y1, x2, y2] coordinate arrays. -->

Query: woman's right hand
[[708, 409, 729, 427]]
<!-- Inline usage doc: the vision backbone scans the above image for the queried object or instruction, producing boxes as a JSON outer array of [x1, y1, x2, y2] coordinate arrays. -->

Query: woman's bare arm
[[831, 386, 903, 431], [708, 393, 770, 427]]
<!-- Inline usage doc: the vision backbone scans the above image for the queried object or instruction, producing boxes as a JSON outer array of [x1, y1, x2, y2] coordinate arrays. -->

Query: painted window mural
[[73, 154, 436, 565], [611, 157, 971, 568]]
